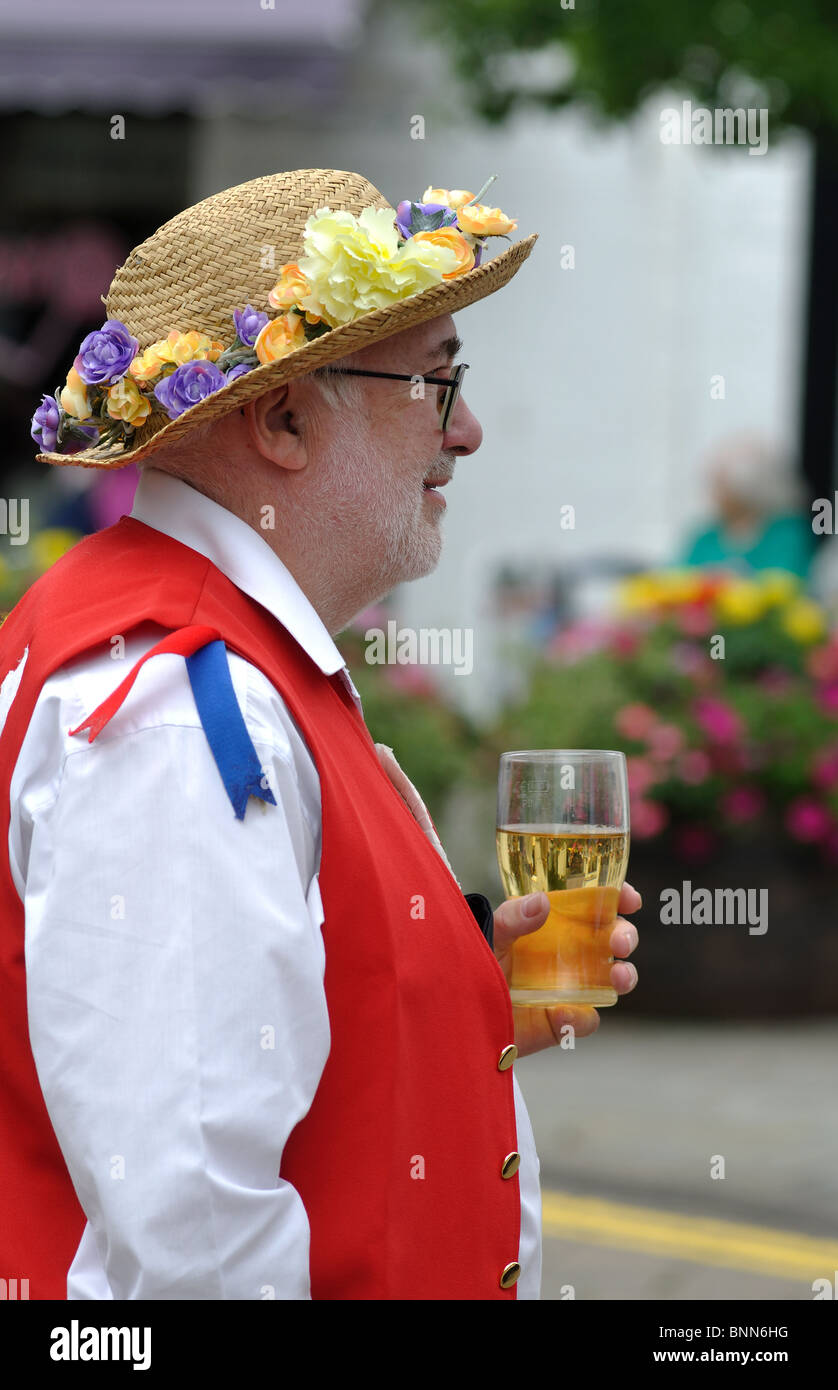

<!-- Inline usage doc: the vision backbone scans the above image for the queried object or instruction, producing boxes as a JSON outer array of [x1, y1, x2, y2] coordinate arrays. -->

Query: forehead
[[364, 314, 458, 368]]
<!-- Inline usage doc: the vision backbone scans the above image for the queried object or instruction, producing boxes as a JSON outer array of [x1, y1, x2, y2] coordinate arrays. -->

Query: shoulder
[[14, 626, 320, 809]]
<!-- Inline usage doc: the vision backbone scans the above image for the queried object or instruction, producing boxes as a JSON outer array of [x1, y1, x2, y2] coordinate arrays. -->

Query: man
[[1, 169, 639, 1300]]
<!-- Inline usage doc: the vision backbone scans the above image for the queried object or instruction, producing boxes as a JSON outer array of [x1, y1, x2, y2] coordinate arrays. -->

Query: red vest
[[0, 517, 522, 1300]]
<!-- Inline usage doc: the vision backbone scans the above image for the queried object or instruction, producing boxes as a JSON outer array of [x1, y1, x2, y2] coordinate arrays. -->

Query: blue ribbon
[[185, 639, 278, 821]]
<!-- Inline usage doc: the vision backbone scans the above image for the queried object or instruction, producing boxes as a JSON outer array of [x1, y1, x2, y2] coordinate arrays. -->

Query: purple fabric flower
[[395, 199, 459, 240], [153, 360, 227, 419], [225, 362, 255, 383], [31, 394, 60, 450], [74, 319, 140, 386], [233, 305, 269, 347]]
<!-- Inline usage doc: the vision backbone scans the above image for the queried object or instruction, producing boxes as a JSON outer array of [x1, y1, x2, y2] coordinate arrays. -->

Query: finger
[[610, 960, 638, 995], [618, 882, 642, 914], [546, 1005, 600, 1044], [610, 918, 639, 957]]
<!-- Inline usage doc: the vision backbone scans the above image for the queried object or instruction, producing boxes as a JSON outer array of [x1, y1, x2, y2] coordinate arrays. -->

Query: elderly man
[[1, 169, 639, 1301]]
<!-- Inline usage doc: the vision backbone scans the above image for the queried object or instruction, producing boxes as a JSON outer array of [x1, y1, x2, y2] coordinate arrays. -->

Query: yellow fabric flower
[[296, 205, 458, 328], [456, 202, 518, 238], [253, 312, 308, 365], [781, 597, 826, 643], [129, 331, 222, 382], [129, 344, 168, 383], [106, 377, 152, 428], [58, 366, 91, 420], [409, 227, 475, 279]]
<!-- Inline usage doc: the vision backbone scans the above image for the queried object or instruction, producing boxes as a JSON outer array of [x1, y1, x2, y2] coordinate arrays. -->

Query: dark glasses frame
[[327, 362, 469, 431]]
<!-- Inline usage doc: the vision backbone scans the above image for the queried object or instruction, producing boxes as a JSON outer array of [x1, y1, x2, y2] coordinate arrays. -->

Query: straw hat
[[34, 168, 538, 471]]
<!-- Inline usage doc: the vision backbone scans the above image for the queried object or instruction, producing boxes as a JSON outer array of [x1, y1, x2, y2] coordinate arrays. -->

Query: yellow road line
[[541, 1190, 838, 1281]]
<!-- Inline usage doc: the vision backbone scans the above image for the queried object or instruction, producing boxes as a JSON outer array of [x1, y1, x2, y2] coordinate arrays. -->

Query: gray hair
[[308, 363, 366, 411]]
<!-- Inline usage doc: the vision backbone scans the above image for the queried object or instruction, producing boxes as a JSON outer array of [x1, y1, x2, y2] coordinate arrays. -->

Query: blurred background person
[[680, 432, 816, 579]]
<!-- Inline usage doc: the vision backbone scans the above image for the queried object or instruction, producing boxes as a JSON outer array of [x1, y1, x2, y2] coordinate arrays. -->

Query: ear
[[243, 383, 308, 471]]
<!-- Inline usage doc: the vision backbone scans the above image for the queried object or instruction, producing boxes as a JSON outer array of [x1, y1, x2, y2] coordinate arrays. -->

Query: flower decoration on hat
[[32, 175, 517, 457]]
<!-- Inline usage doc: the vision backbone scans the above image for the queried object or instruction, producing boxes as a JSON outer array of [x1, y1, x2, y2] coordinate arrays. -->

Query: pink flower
[[807, 641, 838, 684], [677, 603, 714, 638], [383, 664, 438, 698], [693, 696, 743, 744], [812, 746, 838, 791], [671, 642, 712, 679], [816, 683, 838, 716], [677, 749, 712, 785], [546, 618, 608, 663], [786, 797, 832, 843], [631, 797, 668, 839], [648, 722, 685, 761], [608, 628, 641, 659], [721, 785, 766, 823], [672, 825, 717, 862], [627, 756, 658, 797], [615, 703, 658, 740]]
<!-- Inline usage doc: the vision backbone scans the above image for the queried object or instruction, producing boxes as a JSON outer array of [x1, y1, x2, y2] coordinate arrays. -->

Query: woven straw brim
[[37, 232, 538, 470]]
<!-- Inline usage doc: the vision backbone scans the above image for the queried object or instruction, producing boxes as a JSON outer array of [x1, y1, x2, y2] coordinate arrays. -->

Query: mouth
[[422, 477, 448, 507]]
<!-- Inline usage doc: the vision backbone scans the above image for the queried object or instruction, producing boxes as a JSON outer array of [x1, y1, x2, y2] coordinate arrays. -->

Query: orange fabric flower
[[456, 203, 517, 237], [253, 312, 307, 365], [409, 228, 475, 279]]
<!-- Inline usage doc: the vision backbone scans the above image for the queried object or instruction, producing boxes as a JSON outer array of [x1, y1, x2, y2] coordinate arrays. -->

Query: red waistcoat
[[0, 516, 521, 1300]]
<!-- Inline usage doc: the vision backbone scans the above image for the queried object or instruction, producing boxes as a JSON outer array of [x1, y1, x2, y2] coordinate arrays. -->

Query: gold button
[[501, 1151, 521, 1179], [500, 1262, 521, 1289], [498, 1044, 518, 1071]]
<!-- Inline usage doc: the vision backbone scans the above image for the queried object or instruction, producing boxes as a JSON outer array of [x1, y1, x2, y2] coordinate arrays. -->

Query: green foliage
[[400, 0, 838, 137]]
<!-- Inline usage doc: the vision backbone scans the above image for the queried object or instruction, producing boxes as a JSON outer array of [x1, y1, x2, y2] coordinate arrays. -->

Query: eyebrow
[[424, 334, 463, 366]]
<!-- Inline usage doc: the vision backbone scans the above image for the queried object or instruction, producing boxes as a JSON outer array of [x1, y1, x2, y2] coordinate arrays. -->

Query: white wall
[[190, 9, 812, 720]]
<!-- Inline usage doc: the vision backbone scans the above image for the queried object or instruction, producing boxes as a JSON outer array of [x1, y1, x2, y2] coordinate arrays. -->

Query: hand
[[492, 883, 641, 1058]]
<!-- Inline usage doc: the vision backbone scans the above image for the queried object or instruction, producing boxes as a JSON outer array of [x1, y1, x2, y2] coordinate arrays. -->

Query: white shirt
[[6, 466, 541, 1300]]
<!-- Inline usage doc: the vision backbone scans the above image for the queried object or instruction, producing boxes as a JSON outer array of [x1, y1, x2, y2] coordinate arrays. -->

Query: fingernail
[[523, 893, 546, 917]]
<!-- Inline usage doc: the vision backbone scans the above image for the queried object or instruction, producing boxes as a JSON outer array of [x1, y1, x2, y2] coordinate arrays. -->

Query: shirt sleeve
[[21, 653, 330, 1300]]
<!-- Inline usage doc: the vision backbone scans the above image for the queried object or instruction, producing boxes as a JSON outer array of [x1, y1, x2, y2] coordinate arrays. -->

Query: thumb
[[493, 891, 551, 948]]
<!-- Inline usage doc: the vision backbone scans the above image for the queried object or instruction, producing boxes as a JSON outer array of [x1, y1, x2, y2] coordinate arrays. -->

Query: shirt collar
[[129, 466, 353, 683]]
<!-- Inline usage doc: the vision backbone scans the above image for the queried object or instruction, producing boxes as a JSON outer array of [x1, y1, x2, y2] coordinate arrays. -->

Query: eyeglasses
[[329, 362, 470, 432]]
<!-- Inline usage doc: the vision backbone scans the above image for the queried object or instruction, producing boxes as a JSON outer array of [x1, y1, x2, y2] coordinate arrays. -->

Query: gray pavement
[[514, 1017, 838, 1300]]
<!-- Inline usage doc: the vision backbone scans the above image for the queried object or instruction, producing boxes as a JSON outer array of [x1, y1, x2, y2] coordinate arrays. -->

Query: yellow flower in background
[[58, 367, 91, 421], [617, 570, 705, 612], [714, 579, 766, 624], [253, 311, 307, 364], [409, 227, 475, 279], [297, 205, 458, 328], [422, 187, 475, 211], [31, 528, 83, 573], [781, 597, 826, 644], [616, 574, 661, 612], [757, 569, 800, 606], [106, 377, 152, 428], [456, 202, 518, 238]]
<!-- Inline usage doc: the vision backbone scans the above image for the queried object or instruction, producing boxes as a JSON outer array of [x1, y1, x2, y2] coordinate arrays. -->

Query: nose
[[443, 392, 483, 455]]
